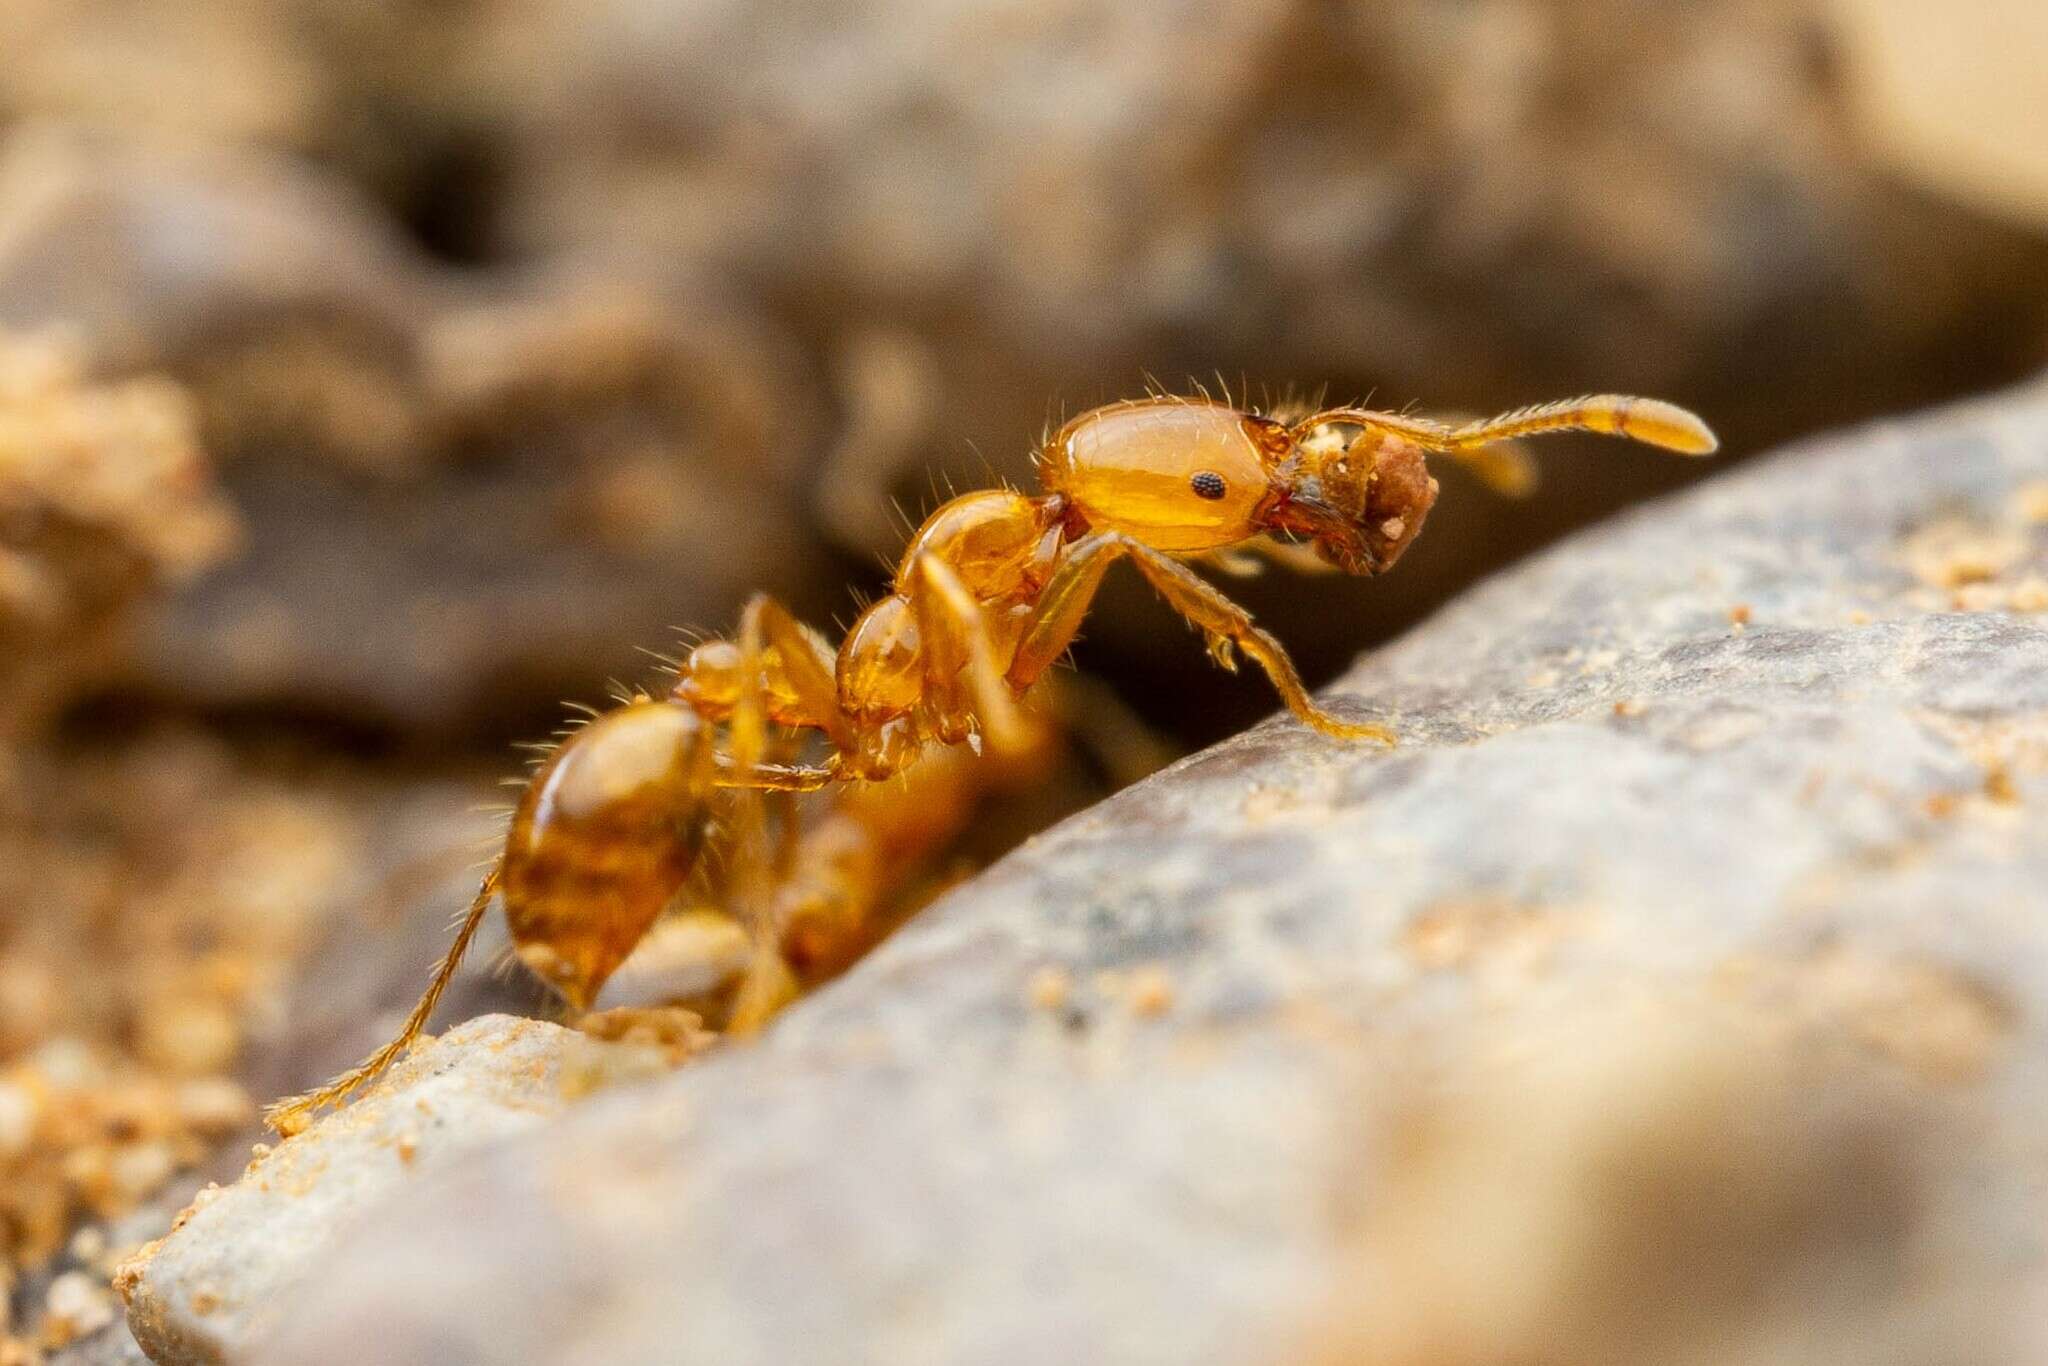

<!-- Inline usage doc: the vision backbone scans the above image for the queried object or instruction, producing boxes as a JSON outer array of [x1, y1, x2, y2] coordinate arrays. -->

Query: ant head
[[1041, 396, 1438, 570], [1253, 415, 1440, 574]]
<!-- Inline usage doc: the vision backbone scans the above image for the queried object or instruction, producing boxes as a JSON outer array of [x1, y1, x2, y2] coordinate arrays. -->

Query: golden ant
[[266, 390, 1715, 1133]]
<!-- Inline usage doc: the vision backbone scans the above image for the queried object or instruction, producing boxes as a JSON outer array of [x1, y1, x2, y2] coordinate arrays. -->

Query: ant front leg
[[1009, 532, 1394, 745], [1122, 547, 1394, 745]]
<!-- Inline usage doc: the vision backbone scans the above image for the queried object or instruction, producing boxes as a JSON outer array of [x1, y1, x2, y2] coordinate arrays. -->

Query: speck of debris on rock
[[561, 1006, 716, 1099], [1126, 966, 1175, 1017], [574, 1006, 713, 1061], [1026, 966, 1072, 1012], [1903, 517, 2029, 590]]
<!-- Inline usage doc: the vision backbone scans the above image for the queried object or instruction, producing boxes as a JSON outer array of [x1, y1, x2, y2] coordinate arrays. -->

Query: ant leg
[[724, 603, 801, 1035], [1010, 533, 1393, 744], [1123, 542, 1394, 744], [908, 554, 1031, 757], [265, 868, 501, 1135], [678, 595, 851, 744], [1006, 532, 1132, 691], [736, 593, 856, 751], [774, 736, 1038, 978], [1209, 537, 1375, 577], [1444, 441, 1540, 498], [680, 595, 853, 786]]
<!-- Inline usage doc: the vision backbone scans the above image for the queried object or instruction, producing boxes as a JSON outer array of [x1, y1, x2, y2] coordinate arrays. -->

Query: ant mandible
[[267, 390, 1715, 1132]]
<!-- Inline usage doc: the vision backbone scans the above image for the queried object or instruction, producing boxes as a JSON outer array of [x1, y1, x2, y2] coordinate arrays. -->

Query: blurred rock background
[[2, 0, 2048, 1358]]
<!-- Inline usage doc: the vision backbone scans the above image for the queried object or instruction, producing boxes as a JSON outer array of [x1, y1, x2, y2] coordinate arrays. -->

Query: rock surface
[[140, 378, 2048, 1363], [115, 1017, 576, 1365]]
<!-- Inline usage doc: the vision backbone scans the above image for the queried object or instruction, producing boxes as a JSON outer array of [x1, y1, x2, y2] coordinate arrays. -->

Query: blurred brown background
[[8, 0, 2048, 749], [5, 0, 2048, 1351]]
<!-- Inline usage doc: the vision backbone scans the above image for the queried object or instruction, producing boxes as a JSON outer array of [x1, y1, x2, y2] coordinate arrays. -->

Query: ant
[[266, 390, 1715, 1132]]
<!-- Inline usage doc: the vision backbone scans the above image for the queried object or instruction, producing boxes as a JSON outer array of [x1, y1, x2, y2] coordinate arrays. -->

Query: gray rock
[[219, 380, 2048, 1363], [115, 1017, 577, 1365], [0, 123, 431, 375], [0, 123, 838, 738]]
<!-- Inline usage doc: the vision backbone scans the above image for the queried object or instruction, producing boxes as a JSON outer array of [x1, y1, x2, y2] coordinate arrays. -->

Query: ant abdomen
[[501, 701, 715, 1010]]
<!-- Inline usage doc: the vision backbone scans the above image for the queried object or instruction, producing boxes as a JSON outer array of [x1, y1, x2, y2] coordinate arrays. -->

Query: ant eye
[[1190, 470, 1227, 501]]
